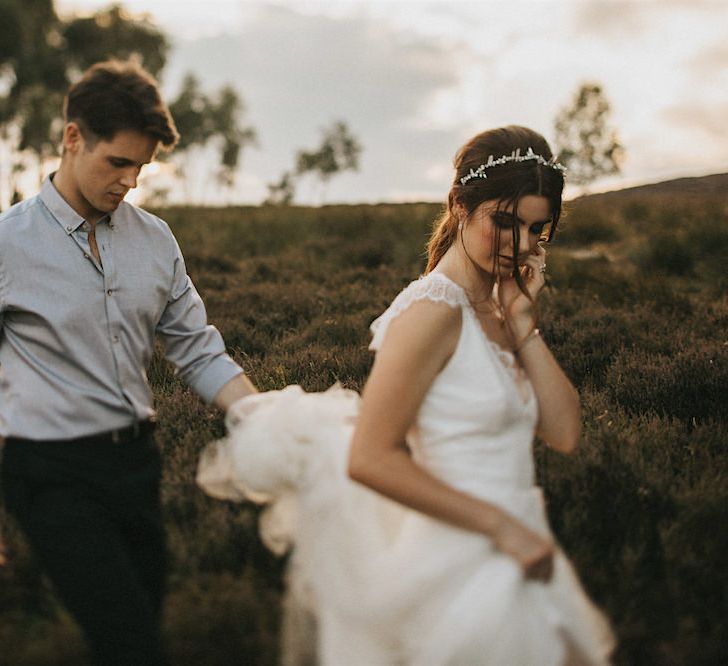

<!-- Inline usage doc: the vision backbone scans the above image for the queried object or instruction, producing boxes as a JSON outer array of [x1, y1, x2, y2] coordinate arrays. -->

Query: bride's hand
[[497, 243, 547, 334], [492, 514, 555, 582]]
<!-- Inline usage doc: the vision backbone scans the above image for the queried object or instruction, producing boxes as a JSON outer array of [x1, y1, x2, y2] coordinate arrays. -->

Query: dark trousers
[[2, 430, 167, 666]]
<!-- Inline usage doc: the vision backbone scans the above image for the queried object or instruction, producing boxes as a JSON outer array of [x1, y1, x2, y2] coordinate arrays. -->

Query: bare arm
[[514, 329, 581, 453], [348, 299, 554, 580], [212, 373, 258, 411], [501, 244, 581, 453]]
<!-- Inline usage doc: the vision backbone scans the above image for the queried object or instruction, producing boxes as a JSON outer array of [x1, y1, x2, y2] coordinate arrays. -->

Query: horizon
[[18, 1, 728, 206]]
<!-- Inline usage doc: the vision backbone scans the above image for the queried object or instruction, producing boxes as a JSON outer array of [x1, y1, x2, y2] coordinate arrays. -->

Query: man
[[0, 60, 256, 665]]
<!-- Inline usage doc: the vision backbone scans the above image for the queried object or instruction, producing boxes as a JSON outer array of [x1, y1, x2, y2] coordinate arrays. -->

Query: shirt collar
[[39, 173, 90, 235]]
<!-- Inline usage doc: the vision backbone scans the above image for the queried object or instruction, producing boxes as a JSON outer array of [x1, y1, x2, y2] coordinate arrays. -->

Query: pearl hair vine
[[459, 147, 567, 186]]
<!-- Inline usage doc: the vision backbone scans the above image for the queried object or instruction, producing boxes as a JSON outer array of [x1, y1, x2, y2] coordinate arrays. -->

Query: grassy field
[[1, 177, 727, 664]]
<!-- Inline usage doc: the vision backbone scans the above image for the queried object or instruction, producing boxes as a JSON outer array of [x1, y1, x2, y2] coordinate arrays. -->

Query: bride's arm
[[502, 245, 581, 454], [348, 299, 554, 581], [512, 324, 581, 453]]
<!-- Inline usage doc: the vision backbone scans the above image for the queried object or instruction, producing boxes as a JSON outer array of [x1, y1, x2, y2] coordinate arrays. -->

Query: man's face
[[67, 127, 157, 221]]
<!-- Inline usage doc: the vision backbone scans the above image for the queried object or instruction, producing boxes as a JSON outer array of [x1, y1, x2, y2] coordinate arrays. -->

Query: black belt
[[96, 419, 156, 445], [7, 420, 156, 447]]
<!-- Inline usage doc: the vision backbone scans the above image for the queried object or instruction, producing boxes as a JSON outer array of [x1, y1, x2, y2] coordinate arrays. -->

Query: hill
[[576, 172, 728, 205]]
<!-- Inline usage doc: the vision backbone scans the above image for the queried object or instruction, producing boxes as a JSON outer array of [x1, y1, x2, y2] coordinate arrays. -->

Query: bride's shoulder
[[369, 272, 468, 351], [380, 272, 469, 315]]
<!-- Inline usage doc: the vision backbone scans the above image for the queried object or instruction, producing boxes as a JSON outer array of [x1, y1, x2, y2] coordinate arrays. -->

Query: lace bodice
[[370, 271, 539, 498], [369, 273, 470, 351], [371, 272, 530, 393]]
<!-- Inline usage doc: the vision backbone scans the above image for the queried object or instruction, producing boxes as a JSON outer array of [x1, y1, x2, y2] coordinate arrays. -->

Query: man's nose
[[119, 168, 139, 189]]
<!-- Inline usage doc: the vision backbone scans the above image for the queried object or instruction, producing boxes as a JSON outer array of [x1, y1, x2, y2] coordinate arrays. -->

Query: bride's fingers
[[526, 247, 546, 269], [526, 245, 547, 275], [526, 556, 554, 582], [521, 256, 546, 292], [525, 560, 548, 581]]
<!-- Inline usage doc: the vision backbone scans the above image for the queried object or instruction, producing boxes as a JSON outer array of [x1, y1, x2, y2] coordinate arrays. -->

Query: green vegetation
[[0, 2, 170, 201], [2, 182, 727, 664], [554, 82, 623, 189]]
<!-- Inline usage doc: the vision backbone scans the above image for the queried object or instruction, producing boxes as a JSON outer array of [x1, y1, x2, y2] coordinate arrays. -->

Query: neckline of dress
[[424, 272, 535, 405], [424, 272, 515, 360]]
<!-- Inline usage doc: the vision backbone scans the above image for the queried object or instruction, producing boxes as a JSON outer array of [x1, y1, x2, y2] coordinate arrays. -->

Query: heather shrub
[[556, 205, 624, 245], [164, 573, 280, 666], [541, 393, 728, 664], [634, 233, 695, 276], [2, 196, 726, 664], [661, 479, 728, 665], [621, 200, 650, 225], [546, 252, 637, 307], [607, 342, 728, 422]]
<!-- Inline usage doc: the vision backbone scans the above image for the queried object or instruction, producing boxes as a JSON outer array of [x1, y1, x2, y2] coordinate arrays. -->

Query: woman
[[198, 125, 615, 665]]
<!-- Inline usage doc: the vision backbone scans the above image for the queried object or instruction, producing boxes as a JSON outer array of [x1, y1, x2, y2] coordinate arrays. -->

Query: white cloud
[[52, 0, 728, 204], [160, 3, 466, 203]]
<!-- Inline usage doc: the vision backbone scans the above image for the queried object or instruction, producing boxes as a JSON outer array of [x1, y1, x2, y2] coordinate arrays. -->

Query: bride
[[198, 125, 615, 665]]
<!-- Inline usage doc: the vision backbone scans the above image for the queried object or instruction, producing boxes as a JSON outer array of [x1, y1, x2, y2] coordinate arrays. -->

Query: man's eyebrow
[[108, 156, 148, 167]]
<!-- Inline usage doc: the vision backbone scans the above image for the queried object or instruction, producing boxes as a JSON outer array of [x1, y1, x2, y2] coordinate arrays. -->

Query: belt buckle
[[109, 420, 146, 444]]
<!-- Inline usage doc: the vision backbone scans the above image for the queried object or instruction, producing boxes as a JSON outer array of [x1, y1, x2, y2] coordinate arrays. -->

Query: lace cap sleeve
[[369, 273, 468, 351]]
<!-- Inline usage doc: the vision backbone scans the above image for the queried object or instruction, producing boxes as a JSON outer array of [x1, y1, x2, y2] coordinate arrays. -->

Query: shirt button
[[112, 335, 120, 343], [84, 253, 90, 259], [66, 226, 72, 231], [107, 289, 113, 296]]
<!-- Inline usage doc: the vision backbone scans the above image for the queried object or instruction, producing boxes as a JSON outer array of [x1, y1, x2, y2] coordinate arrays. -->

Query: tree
[[554, 83, 623, 190], [0, 1, 23, 63], [264, 170, 295, 206], [61, 4, 169, 78], [268, 120, 362, 205], [167, 74, 208, 151], [0, 1, 168, 206], [210, 85, 257, 189], [0, 2, 256, 208], [296, 120, 361, 186], [0, 0, 67, 202], [167, 74, 256, 200]]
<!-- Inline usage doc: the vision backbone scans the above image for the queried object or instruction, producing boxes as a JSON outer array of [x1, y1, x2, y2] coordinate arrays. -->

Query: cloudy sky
[[55, 0, 728, 204]]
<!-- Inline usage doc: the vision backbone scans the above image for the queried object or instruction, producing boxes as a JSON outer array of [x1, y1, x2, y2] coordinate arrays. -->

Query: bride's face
[[461, 195, 552, 276]]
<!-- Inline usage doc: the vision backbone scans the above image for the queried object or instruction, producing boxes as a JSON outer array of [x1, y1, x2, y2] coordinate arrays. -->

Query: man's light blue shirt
[[0, 176, 243, 439]]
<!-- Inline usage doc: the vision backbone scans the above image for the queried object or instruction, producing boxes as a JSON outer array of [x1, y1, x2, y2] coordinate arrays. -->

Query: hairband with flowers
[[459, 146, 566, 185]]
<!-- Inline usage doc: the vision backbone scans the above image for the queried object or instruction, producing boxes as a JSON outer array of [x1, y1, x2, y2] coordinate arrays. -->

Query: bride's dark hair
[[425, 126, 564, 291]]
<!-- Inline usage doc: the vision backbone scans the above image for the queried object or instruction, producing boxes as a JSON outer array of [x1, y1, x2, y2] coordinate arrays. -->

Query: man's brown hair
[[64, 59, 179, 149]]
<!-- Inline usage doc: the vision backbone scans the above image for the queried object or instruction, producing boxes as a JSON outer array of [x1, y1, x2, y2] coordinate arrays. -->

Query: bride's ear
[[452, 200, 467, 225]]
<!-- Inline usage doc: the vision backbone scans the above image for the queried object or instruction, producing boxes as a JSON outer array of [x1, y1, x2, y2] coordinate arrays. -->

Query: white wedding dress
[[197, 271, 615, 665]]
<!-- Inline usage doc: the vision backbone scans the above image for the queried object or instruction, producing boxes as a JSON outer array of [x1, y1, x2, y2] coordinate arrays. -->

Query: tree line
[[0, 0, 620, 209]]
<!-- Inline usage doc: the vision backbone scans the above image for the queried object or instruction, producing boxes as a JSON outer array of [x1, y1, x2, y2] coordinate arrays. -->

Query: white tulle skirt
[[197, 385, 615, 665]]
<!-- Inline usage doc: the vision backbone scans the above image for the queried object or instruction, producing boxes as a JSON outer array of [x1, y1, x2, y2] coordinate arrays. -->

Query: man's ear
[[62, 122, 84, 155]]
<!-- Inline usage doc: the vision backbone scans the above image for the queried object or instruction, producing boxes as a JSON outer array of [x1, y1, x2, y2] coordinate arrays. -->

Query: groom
[[0, 60, 256, 664]]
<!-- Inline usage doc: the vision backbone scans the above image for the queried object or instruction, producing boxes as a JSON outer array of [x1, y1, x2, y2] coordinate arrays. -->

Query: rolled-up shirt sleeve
[[1, 181, 248, 438], [156, 241, 243, 403]]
